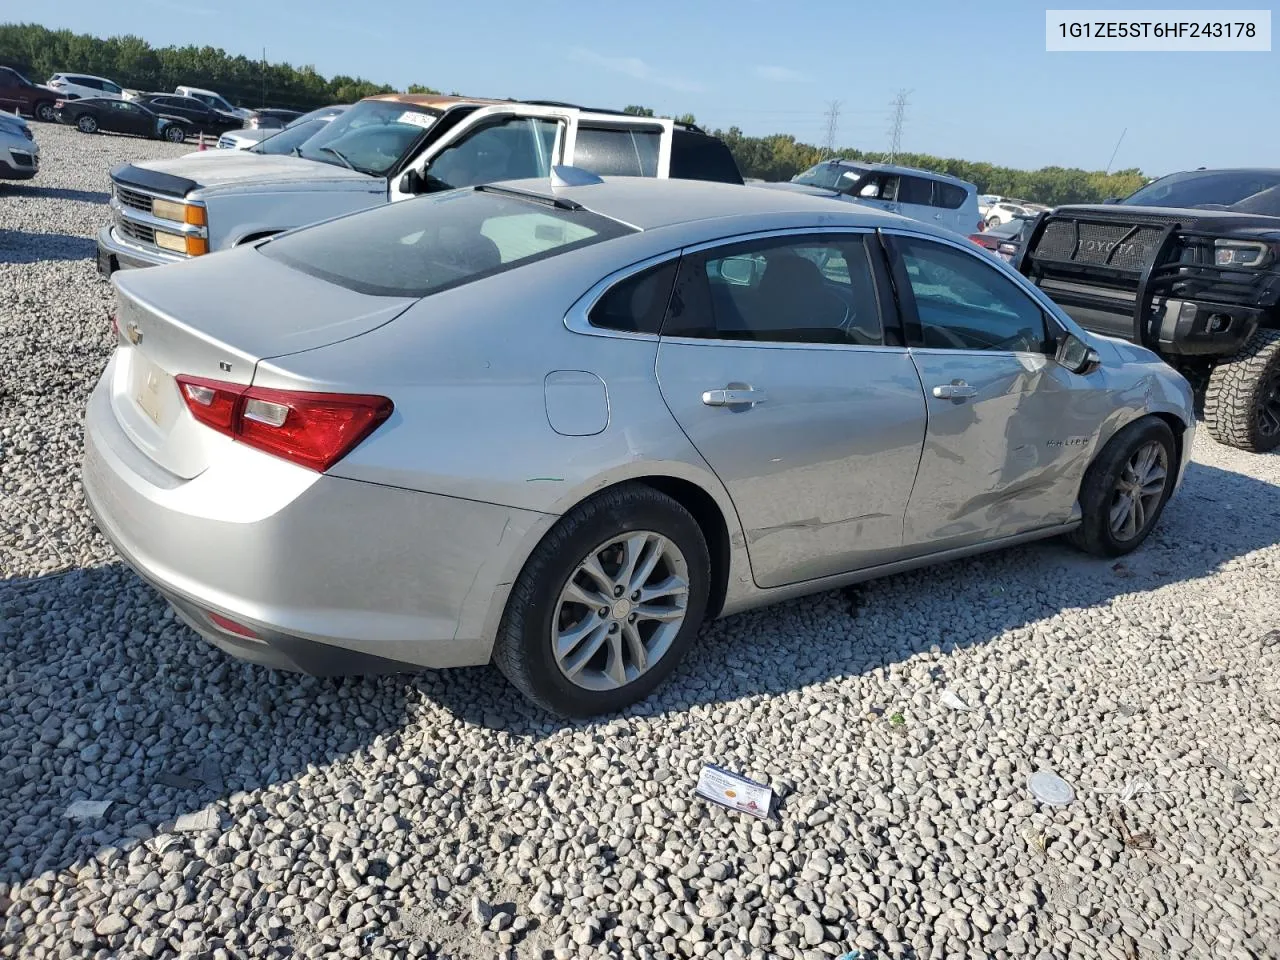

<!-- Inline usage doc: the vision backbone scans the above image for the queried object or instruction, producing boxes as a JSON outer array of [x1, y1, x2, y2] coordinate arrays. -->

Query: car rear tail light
[[175, 375, 393, 472], [207, 611, 260, 640]]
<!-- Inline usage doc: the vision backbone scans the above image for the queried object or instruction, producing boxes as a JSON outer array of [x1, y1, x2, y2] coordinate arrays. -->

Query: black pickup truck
[[1015, 168, 1280, 452]]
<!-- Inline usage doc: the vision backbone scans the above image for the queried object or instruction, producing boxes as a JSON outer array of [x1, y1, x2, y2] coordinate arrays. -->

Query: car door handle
[[932, 381, 977, 400], [702, 387, 766, 407]]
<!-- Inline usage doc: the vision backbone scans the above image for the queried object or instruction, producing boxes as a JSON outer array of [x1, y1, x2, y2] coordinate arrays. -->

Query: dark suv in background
[[1017, 168, 1280, 452], [0, 66, 62, 122], [133, 94, 245, 137]]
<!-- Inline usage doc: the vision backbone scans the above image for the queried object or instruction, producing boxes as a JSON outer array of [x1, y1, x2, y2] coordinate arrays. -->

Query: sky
[[27, 0, 1280, 175]]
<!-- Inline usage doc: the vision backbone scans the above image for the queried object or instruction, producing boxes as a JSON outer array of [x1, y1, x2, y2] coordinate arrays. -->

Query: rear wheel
[[1068, 417, 1176, 557], [76, 115, 97, 134], [1203, 328, 1280, 452], [493, 483, 710, 717], [34, 101, 56, 123], [163, 124, 186, 143]]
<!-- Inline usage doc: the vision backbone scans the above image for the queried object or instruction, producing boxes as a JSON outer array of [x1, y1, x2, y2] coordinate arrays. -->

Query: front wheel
[[76, 115, 97, 134], [1203, 328, 1280, 452], [34, 101, 56, 123], [163, 124, 186, 143], [493, 483, 711, 717], [1068, 417, 1177, 557]]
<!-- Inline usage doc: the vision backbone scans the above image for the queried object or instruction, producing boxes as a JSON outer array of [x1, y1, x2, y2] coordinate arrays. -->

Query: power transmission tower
[[822, 100, 842, 158], [887, 89, 911, 163]]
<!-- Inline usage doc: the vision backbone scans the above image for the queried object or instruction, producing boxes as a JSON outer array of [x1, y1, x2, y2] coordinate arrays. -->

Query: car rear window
[[934, 182, 969, 209], [669, 130, 744, 185], [573, 125, 662, 177], [259, 188, 636, 298]]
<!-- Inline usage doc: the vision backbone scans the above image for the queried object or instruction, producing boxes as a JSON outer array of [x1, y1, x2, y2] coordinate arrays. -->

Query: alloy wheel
[[1257, 367, 1280, 438], [553, 531, 690, 691], [1108, 441, 1168, 542]]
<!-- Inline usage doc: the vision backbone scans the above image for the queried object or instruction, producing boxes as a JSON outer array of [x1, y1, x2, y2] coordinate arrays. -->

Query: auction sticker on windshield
[[397, 112, 435, 130]]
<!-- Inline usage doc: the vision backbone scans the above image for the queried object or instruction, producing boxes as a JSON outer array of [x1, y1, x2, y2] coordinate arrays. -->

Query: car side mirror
[[399, 169, 424, 194], [1055, 333, 1101, 374], [1102, 196, 1122, 204]]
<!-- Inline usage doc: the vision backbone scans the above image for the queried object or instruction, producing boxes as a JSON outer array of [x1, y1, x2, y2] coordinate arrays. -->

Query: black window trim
[[881, 228, 1065, 354]]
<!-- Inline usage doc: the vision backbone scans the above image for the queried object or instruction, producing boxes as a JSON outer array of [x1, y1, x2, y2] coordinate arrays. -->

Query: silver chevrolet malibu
[[82, 173, 1196, 716]]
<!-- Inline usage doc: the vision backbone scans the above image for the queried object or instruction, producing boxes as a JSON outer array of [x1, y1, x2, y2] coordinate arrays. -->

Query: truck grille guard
[[1017, 211, 1272, 350]]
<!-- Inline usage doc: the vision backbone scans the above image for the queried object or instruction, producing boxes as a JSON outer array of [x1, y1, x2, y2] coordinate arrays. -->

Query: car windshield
[[792, 163, 863, 190], [1121, 170, 1280, 208], [260, 188, 635, 298], [296, 100, 439, 177], [251, 118, 331, 155], [286, 105, 346, 128]]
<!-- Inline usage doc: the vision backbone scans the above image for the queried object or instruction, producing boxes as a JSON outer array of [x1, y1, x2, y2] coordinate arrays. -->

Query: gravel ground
[[2, 123, 1280, 960]]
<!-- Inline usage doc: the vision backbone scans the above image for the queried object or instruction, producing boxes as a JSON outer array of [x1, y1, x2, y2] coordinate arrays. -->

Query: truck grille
[[114, 185, 154, 215], [117, 219, 156, 246], [1034, 220, 1169, 272]]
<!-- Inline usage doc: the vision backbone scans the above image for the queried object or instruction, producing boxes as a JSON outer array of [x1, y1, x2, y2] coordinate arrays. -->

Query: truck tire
[[1203, 327, 1280, 452]]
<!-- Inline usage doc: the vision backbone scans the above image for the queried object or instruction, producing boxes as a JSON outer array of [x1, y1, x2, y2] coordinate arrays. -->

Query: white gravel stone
[[3, 121, 1280, 959]]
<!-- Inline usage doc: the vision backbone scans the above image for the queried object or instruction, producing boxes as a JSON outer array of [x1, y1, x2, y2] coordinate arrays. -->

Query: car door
[[933, 181, 975, 235], [895, 174, 936, 226], [654, 230, 928, 588], [106, 100, 145, 135], [850, 172, 901, 217], [389, 105, 576, 202], [0, 67, 24, 111], [566, 116, 675, 178], [884, 230, 1101, 551]]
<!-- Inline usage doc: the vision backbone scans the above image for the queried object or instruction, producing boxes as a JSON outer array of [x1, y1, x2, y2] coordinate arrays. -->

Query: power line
[[887, 88, 911, 163], [821, 100, 842, 158]]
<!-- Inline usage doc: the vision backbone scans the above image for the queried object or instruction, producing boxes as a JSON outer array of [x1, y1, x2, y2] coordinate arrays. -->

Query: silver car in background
[[82, 174, 1195, 716]]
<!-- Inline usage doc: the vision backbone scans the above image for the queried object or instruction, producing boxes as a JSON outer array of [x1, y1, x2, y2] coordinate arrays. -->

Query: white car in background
[[46, 73, 125, 102], [762, 160, 983, 236], [984, 200, 1035, 227], [0, 112, 39, 181], [174, 86, 256, 122]]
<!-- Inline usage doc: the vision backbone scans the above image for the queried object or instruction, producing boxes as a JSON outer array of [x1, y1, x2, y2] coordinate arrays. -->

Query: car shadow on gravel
[[0, 564, 419, 887], [0, 461, 1275, 887], [0, 184, 109, 205], [0, 229, 96, 264]]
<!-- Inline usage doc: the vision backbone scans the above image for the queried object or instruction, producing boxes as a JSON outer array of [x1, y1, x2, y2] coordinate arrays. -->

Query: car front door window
[[895, 235, 1048, 352], [425, 117, 561, 190]]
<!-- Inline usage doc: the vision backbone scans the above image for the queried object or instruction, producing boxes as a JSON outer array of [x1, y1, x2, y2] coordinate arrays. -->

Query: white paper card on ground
[[694, 764, 774, 820], [173, 807, 219, 832]]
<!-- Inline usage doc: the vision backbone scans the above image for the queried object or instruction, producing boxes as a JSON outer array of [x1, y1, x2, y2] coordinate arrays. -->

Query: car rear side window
[[573, 126, 662, 177], [260, 189, 635, 298], [669, 130, 743, 184], [897, 176, 934, 205], [662, 234, 885, 346], [933, 182, 968, 209], [588, 261, 679, 334]]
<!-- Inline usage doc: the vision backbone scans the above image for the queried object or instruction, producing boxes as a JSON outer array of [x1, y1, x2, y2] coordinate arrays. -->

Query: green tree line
[[2, 22, 1146, 203]]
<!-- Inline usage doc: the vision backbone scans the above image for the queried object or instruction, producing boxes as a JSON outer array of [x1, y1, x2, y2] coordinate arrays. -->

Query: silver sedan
[[82, 173, 1196, 716]]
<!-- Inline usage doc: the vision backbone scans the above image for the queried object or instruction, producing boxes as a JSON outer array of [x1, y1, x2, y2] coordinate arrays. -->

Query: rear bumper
[[96, 224, 183, 275], [81, 361, 549, 675]]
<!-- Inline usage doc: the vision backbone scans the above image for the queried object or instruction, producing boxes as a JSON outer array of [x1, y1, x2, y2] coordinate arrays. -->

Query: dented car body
[[82, 176, 1195, 714]]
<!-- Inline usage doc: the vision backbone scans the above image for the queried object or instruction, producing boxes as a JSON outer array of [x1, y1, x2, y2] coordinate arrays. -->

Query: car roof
[[811, 158, 974, 190], [490, 175, 935, 234]]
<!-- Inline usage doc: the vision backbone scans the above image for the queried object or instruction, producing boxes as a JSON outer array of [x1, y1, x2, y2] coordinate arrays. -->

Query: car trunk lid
[[107, 245, 414, 479]]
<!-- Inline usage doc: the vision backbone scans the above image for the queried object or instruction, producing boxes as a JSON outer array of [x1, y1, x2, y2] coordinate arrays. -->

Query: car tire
[[1203, 327, 1280, 453], [34, 101, 56, 123], [493, 482, 711, 718], [163, 125, 186, 143], [76, 115, 97, 134], [1068, 416, 1177, 558], [986, 215, 1000, 228]]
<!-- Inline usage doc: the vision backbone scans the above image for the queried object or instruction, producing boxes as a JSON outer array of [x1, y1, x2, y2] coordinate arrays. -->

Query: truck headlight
[[151, 198, 206, 226], [1214, 240, 1269, 268]]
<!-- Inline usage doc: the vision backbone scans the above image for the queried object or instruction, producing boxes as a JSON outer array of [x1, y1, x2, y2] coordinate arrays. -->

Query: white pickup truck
[[96, 93, 743, 276]]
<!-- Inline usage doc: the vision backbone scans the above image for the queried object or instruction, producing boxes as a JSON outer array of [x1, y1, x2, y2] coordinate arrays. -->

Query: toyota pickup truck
[[96, 93, 743, 275], [1016, 167, 1280, 452]]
